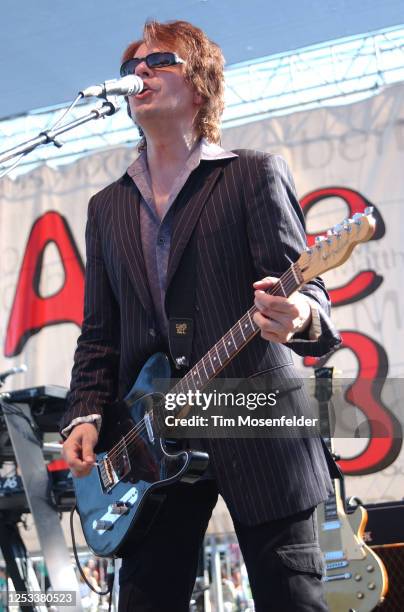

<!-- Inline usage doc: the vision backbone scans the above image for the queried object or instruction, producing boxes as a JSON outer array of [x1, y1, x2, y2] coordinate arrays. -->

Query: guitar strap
[[166, 234, 197, 371]]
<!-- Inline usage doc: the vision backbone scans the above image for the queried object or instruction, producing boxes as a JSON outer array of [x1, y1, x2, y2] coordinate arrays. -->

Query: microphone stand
[[0, 97, 119, 168]]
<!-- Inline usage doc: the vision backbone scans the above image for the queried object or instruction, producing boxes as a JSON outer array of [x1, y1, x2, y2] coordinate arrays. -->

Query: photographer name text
[[165, 414, 318, 428]]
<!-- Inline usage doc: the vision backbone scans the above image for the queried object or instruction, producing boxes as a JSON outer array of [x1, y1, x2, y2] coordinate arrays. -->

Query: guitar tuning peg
[[333, 223, 343, 236], [364, 206, 374, 215], [352, 213, 362, 225], [315, 235, 330, 259], [326, 229, 334, 243]]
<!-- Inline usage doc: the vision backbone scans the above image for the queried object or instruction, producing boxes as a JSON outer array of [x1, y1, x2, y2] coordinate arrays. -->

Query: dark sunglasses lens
[[147, 52, 175, 68], [120, 59, 139, 77], [120, 52, 177, 76]]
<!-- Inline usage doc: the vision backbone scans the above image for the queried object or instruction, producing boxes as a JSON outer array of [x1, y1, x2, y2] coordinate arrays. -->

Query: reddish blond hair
[[122, 20, 225, 147]]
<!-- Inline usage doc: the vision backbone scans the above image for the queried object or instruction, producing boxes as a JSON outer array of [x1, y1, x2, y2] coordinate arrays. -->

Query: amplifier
[[363, 501, 404, 611], [363, 501, 404, 546], [372, 545, 404, 611]]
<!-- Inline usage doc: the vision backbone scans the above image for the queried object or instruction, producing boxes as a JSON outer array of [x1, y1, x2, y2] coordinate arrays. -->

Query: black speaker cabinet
[[364, 501, 404, 610]]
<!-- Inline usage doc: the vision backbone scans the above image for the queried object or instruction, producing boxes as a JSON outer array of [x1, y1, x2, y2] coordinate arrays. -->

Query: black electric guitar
[[315, 367, 388, 611], [72, 209, 376, 557]]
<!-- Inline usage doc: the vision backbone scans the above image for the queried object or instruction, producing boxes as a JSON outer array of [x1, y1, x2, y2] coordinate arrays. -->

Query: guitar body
[[315, 367, 388, 611], [72, 352, 209, 557], [319, 484, 388, 611]]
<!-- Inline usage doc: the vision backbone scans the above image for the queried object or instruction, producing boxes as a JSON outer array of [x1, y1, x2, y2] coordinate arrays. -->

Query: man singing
[[61, 19, 341, 611]]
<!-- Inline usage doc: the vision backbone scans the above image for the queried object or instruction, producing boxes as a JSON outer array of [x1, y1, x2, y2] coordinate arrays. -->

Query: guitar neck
[[315, 369, 340, 522], [318, 400, 334, 454], [167, 208, 377, 419], [318, 399, 339, 522], [169, 262, 304, 416]]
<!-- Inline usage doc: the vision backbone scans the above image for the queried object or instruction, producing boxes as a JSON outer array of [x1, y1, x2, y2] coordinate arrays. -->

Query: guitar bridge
[[98, 445, 131, 492]]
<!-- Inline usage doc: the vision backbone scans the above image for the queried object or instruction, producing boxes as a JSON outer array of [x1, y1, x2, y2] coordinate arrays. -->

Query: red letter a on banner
[[4, 211, 84, 357]]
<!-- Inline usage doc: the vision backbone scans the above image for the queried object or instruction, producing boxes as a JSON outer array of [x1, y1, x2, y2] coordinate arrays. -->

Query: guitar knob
[[368, 582, 375, 590], [356, 592, 364, 599], [354, 574, 362, 581], [366, 564, 374, 572]]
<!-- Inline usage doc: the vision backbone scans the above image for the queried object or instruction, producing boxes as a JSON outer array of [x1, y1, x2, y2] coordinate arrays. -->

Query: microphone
[[0, 364, 28, 383], [80, 75, 144, 99]]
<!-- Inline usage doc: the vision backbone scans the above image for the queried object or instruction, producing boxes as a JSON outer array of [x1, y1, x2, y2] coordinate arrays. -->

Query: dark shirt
[[126, 139, 237, 337]]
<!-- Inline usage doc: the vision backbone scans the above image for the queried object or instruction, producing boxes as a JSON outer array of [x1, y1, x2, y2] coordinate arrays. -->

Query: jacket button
[[149, 328, 156, 337], [195, 304, 200, 312]]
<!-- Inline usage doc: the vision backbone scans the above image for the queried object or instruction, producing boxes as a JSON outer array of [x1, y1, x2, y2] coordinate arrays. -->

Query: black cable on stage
[[69, 505, 114, 611]]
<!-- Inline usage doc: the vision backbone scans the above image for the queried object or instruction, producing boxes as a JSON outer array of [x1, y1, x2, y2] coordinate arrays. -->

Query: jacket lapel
[[113, 174, 153, 314], [166, 161, 224, 291]]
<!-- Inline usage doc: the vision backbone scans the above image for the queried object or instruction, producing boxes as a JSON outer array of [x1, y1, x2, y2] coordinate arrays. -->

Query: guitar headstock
[[297, 207, 376, 282]]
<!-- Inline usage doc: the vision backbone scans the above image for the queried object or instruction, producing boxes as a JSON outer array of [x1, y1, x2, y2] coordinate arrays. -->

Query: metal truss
[[224, 24, 404, 127], [1, 25, 404, 176]]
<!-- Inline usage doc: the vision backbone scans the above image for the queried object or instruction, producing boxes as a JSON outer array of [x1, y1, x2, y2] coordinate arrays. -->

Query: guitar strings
[[104, 266, 302, 467]]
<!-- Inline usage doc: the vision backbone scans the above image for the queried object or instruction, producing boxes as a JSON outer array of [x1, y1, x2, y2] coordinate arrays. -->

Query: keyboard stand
[[0, 397, 82, 611]]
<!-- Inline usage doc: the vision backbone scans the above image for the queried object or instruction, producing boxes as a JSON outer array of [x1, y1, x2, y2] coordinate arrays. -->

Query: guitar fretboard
[[322, 434, 338, 522], [169, 262, 304, 417], [315, 368, 339, 522]]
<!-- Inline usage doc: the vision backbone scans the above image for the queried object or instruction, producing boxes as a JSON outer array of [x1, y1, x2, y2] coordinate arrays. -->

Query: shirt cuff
[[61, 414, 102, 439], [288, 296, 322, 343]]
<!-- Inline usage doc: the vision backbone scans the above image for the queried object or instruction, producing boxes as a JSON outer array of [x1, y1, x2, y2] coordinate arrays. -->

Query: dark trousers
[[118, 480, 328, 612]]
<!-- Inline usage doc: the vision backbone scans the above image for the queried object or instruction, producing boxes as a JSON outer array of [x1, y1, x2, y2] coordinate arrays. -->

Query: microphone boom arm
[[0, 98, 119, 167]]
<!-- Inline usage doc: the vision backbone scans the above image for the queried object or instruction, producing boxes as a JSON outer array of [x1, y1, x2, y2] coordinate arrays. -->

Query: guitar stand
[[0, 397, 82, 611]]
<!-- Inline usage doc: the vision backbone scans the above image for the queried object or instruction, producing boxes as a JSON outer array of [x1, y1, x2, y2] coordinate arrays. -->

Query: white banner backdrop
[[221, 83, 404, 506], [1, 83, 404, 524]]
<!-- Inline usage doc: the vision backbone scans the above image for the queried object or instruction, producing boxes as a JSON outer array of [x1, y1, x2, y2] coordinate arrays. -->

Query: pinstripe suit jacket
[[61, 149, 341, 525]]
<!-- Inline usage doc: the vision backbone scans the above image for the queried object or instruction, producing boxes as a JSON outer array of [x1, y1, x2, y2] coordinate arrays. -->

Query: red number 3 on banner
[[301, 187, 402, 475]]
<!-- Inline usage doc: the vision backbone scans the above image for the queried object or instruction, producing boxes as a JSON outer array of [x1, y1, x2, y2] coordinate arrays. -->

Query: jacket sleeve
[[244, 151, 341, 357], [59, 195, 121, 436]]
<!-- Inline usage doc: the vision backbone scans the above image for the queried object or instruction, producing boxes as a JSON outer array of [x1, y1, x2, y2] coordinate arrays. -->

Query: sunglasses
[[120, 52, 185, 77]]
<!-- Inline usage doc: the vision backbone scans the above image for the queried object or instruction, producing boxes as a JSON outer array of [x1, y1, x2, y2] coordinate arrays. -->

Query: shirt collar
[[200, 138, 238, 161], [127, 138, 237, 179]]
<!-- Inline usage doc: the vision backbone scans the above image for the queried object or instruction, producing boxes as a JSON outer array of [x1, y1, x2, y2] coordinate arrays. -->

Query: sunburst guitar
[[315, 367, 389, 611]]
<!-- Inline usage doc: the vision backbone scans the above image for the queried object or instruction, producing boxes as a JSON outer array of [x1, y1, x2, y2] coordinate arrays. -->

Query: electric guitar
[[315, 367, 388, 611], [72, 209, 376, 557]]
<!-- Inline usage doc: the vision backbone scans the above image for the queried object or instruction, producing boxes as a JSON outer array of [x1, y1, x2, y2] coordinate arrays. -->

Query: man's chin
[[132, 107, 167, 129]]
